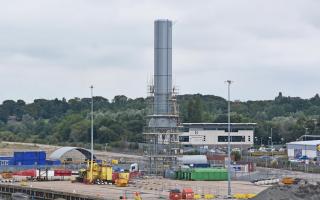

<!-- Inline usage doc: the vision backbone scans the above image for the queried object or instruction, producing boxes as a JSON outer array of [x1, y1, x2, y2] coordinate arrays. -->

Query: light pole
[[226, 80, 232, 198], [270, 128, 273, 158], [304, 128, 308, 141], [313, 119, 317, 135], [90, 85, 94, 183], [270, 128, 273, 148]]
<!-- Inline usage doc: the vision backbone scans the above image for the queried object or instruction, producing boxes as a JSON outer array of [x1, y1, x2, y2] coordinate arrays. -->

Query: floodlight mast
[[225, 80, 233, 198], [90, 85, 94, 183]]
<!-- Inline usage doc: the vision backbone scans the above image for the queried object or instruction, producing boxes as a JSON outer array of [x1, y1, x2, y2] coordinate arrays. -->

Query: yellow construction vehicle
[[111, 159, 119, 165], [115, 172, 129, 187], [100, 161, 113, 183], [82, 160, 113, 184]]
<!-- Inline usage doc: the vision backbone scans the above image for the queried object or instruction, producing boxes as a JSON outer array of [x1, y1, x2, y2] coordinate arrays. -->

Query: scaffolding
[[144, 84, 182, 175]]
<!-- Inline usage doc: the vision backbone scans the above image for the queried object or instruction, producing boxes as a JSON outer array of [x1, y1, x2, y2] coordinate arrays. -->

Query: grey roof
[[182, 123, 256, 129], [287, 140, 320, 146], [183, 123, 257, 125], [48, 147, 96, 160]]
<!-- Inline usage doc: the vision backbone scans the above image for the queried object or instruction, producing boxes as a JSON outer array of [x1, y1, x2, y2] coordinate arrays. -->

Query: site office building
[[179, 123, 255, 148], [287, 140, 320, 159]]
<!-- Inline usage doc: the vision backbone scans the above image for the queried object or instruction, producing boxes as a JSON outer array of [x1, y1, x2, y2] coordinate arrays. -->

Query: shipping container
[[190, 168, 228, 181], [175, 168, 228, 181], [54, 169, 72, 176], [13, 151, 47, 166]]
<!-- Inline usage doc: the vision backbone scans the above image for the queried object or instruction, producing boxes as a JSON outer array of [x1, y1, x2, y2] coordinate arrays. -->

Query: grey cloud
[[0, 0, 319, 102]]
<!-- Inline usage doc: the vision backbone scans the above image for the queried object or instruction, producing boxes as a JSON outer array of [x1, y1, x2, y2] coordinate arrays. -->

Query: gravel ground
[[5, 178, 268, 200], [252, 181, 320, 200]]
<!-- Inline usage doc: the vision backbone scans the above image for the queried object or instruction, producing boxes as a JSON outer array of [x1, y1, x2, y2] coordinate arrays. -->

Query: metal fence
[[248, 157, 320, 173]]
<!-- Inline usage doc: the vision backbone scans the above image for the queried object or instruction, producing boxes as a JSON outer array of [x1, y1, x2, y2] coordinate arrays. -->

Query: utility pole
[[226, 80, 232, 198], [304, 127, 308, 172], [90, 85, 94, 183]]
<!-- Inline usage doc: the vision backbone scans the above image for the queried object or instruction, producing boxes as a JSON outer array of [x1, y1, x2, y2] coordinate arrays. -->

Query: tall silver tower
[[144, 19, 181, 175], [148, 19, 179, 131]]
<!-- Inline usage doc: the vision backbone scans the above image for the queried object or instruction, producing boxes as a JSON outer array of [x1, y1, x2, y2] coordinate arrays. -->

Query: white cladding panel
[[287, 143, 318, 159], [287, 148, 295, 158], [304, 149, 317, 158]]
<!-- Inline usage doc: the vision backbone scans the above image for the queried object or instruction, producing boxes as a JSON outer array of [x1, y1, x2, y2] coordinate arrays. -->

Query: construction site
[[0, 19, 320, 200]]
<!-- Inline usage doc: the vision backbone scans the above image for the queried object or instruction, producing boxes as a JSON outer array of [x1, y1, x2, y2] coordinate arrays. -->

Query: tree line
[[0, 92, 319, 147]]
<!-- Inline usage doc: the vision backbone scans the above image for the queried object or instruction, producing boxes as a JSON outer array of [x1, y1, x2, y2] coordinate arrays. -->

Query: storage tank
[[178, 155, 208, 165]]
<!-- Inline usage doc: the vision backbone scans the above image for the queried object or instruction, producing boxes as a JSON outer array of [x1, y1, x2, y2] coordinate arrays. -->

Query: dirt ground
[[252, 181, 320, 200], [0, 141, 145, 163], [6, 178, 269, 200]]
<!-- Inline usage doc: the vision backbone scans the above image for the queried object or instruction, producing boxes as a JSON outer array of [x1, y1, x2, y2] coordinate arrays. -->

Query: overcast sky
[[0, 0, 320, 102]]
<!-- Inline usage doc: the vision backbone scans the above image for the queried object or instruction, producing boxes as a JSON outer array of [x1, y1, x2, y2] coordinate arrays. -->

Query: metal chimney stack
[[144, 19, 181, 175], [148, 19, 178, 129], [154, 19, 172, 116]]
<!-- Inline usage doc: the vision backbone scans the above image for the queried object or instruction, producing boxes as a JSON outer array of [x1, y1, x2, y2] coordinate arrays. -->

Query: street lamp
[[90, 85, 94, 183], [313, 119, 317, 135], [270, 128, 273, 150], [225, 80, 233, 198]]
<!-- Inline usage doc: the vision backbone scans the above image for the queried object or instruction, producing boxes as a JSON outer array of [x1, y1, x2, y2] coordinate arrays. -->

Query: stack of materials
[[175, 168, 228, 181], [252, 181, 320, 200]]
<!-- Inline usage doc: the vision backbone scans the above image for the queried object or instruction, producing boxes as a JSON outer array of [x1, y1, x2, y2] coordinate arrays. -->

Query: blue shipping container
[[14, 152, 24, 160], [13, 151, 46, 161], [0, 156, 13, 166]]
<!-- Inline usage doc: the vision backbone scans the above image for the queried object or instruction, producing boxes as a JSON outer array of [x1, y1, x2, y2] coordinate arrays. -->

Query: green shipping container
[[190, 168, 228, 181]]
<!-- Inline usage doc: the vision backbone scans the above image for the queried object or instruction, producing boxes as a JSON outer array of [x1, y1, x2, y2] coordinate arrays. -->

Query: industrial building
[[287, 140, 320, 159], [179, 123, 255, 147]]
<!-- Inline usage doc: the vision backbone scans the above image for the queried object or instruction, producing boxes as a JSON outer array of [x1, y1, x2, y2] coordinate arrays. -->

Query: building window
[[218, 136, 245, 142], [179, 136, 189, 142]]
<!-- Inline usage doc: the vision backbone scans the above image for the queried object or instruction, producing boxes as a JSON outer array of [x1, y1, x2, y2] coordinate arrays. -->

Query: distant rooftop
[[182, 123, 256, 129], [287, 140, 320, 146], [183, 123, 257, 125]]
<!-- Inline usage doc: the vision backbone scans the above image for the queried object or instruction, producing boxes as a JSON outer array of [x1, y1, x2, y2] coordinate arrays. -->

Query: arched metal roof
[[48, 147, 96, 160]]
